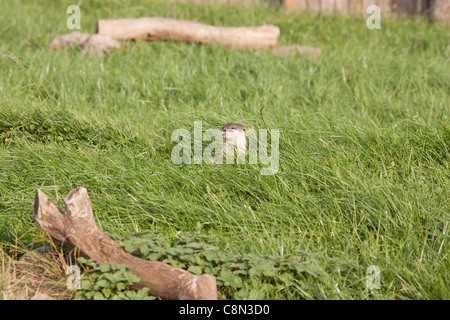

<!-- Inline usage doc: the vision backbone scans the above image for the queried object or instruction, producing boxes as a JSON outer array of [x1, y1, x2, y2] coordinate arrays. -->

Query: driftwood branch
[[33, 187, 217, 300], [96, 17, 280, 49]]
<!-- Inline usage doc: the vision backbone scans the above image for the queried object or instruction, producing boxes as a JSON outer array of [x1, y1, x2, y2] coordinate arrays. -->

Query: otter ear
[[243, 128, 246, 132]]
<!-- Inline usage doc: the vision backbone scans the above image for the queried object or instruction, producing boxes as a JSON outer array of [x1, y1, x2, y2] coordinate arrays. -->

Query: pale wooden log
[[49, 32, 121, 57], [96, 17, 280, 49], [49, 32, 90, 50], [33, 187, 217, 300], [81, 34, 122, 58]]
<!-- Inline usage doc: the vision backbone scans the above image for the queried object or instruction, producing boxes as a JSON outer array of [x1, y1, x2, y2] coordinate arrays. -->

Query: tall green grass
[[0, 0, 449, 299]]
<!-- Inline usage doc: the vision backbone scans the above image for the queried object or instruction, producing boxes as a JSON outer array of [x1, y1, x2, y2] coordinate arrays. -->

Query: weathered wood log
[[49, 32, 91, 50], [96, 17, 280, 49], [49, 32, 122, 57], [33, 187, 218, 300]]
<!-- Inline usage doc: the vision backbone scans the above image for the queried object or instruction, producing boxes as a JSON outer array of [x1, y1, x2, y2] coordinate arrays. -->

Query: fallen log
[[33, 187, 217, 300], [96, 17, 280, 49], [49, 32, 90, 50]]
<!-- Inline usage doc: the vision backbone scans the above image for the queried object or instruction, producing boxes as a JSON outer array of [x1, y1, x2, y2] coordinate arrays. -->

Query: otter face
[[221, 123, 247, 156], [222, 123, 246, 139]]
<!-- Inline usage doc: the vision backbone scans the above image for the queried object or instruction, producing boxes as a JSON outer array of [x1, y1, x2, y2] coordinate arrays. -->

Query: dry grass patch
[[0, 245, 77, 300]]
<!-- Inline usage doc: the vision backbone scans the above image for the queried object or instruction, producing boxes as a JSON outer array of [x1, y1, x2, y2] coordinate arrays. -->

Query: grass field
[[0, 0, 449, 299]]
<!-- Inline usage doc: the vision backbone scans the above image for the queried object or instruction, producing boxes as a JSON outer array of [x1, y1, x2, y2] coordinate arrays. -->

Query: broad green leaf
[[248, 289, 263, 300], [147, 252, 162, 260], [203, 251, 218, 262], [102, 288, 112, 298], [187, 265, 203, 275], [98, 264, 112, 273], [116, 282, 127, 291], [93, 292, 106, 300], [93, 279, 111, 290], [139, 244, 149, 256]]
